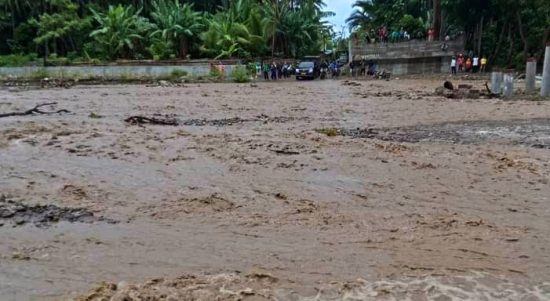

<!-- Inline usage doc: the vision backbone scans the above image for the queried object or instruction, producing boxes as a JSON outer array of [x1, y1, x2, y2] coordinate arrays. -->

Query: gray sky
[[324, 0, 354, 35]]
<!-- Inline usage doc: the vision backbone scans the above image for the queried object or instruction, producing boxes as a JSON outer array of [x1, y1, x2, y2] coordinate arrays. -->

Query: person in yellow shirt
[[481, 56, 488, 72]]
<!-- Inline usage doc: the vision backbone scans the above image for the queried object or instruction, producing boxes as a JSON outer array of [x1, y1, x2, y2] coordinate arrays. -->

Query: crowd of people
[[247, 60, 347, 80], [450, 52, 488, 75], [256, 62, 294, 80], [363, 27, 457, 44]]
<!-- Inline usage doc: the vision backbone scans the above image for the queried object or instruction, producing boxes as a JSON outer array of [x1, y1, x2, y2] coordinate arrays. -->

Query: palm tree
[[262, 0, 291, 56], [346, 0, 373, 30]]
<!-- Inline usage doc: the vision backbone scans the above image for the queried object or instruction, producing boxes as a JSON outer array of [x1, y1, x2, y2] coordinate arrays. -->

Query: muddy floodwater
[[1, 79, 550, 300]]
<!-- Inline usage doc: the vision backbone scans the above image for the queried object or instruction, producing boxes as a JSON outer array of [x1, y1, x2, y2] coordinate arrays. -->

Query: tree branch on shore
[[0, 102, 69, 118], [124, 116, 179, 126]]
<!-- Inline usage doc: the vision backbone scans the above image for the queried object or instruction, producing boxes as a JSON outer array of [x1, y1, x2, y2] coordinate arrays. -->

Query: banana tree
[[89, 4, 152, 59], [149, 0, 204, 58], [201, 15, 255, 59]]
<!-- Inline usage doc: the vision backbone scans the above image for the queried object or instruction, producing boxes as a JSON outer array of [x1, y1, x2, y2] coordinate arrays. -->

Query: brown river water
[[1, 78, 549, 300]]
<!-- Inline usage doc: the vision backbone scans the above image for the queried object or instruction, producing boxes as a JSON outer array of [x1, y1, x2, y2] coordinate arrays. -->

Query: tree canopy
[[0, 0, 547, 68], [347, 0, 549, 69], [0, 0, 333, 62]]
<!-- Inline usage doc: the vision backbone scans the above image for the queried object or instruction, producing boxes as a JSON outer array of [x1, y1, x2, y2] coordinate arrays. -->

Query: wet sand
[[1, 79, 550, 300]]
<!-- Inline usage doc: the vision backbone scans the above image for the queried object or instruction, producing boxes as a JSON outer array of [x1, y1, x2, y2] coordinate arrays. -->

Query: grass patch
[[28, 68, 50, 79], [316, 128, 341, 137]]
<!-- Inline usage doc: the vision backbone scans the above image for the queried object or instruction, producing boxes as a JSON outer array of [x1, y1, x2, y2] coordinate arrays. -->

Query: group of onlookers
[[450, 53, 488, 75], [258, 62, 293, 80], [365, 27, 411, 43], [364, 27, 457, 44]]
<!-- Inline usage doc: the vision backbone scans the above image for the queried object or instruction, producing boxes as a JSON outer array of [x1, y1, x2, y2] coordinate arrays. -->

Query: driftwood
[[124, 116, 179, 126], [0, 102, 69, 118]]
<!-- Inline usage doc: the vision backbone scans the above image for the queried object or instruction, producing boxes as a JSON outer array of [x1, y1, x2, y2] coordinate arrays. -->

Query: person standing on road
[[480, 56, 488, 72], [263, 63, 270, 80], [457, 54, 464, 72], [465, 57, 472, 72], [451, 56, 457, 75], [271, 62, 277, 80], [472, 55, 479, 73]]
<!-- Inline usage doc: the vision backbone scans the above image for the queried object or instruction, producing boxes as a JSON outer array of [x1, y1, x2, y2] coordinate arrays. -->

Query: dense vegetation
[[0, 0, 548, 69], [0, 0, 333, 65], [347, 0, 549, 69]]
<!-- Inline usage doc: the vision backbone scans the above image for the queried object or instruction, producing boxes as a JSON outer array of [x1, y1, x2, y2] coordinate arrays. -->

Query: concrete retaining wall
[[0, 63, 238, 78], [350, 39, 462, 75], [375, 56, 452, 75]]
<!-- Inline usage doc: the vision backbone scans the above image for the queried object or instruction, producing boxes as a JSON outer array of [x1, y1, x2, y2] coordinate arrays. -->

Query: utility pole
[[542, 43, 550, 97], [525, 58, 536, 94]]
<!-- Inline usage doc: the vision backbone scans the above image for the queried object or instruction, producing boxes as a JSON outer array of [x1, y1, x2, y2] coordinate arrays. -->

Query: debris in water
[[0, 196, 116, 227]]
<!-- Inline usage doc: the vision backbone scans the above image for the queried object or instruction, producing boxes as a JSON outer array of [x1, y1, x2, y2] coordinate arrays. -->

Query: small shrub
[[170, 69, 188, 79], [231, 65, 250, 83], [47, 54, 70, 66], [209, 67, 222, 78]]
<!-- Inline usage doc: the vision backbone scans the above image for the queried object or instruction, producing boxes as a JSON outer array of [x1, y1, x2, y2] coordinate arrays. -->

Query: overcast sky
[[324, 0, 354, 35]]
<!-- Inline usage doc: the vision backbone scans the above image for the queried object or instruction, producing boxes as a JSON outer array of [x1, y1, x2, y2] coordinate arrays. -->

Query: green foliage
[[201, 13, 255, 59], [148, 39, 175, 60], [247, 62, 257, 74], [348, 0, 550, 68], [170, 68, 188, 78], [0, 0, 333, 61], [0, 53, 37, 66], [399, 14, 424, 35], [89, 5, 152, 60], [231, 65, 250, 83], [29, 68, 50, 79], [28, 0, 92, 56], [149, 0, 204, 59], [209, 67, 222, 78]]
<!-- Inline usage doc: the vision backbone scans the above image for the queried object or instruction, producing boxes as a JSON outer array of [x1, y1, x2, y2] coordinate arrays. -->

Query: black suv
[[295, 61, 319, 80]]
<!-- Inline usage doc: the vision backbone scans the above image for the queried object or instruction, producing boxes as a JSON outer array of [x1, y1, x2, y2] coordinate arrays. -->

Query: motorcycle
[[331, 66, 341, 78], [320, 67, 327, 79]]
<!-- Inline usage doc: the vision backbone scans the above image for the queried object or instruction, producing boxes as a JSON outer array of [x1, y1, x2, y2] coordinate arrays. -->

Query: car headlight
[[295, 69, 299, 73], [309, 68, 313, 73]]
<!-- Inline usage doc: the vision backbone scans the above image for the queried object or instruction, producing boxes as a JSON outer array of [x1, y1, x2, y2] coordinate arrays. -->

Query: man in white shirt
[[473, 55, 479, 73], [450, 56, 457, 75]]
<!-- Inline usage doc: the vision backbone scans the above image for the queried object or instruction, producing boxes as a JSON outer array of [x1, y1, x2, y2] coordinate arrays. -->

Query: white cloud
[[323, 0, 354, 30]]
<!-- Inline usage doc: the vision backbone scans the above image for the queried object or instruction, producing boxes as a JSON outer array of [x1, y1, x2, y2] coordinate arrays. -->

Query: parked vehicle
[[295, 61, 319, 80]]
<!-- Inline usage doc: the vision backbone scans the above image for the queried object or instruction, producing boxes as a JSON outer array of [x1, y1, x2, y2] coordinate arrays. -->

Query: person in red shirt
[[457, 54, 464, 72], [428, 28, 434, 41], [465, 58, 472, 72]]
